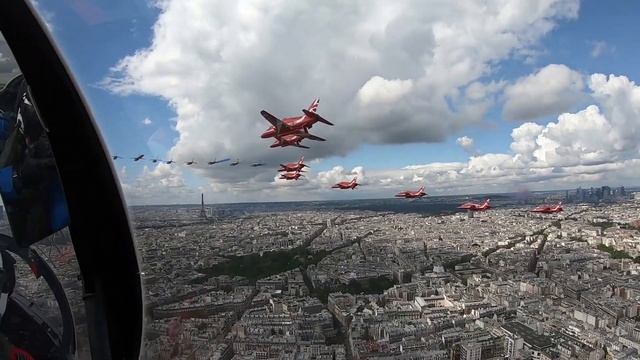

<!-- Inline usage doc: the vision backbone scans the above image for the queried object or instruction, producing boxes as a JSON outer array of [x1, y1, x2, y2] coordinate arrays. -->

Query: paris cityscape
[[84, 186, 640, 359], [10, 185, 640, 359]]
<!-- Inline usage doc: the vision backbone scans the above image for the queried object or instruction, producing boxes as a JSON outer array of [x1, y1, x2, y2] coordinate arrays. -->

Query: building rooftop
[[502, 321, 553, 350]]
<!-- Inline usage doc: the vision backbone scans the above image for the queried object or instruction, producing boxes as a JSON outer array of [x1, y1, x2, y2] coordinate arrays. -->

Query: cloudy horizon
[[32, 0, 640, 205]]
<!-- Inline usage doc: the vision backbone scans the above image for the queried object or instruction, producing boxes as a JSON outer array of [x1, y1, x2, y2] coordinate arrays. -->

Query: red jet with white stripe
[[260, 99, 334, 149], [458, 199, 491, 211], [278, 156, 309, 172], [531, 202, 563, 213], [332, 177, 359, 190], [279, 170, 304, 181], [395, 186, 427, 199]]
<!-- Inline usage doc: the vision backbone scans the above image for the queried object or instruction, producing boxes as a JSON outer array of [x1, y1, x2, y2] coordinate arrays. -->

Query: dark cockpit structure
[[0, 0, 145, 358]]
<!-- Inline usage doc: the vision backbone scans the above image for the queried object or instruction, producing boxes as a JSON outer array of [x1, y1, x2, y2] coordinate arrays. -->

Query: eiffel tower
[[199, 193, 207, 219]]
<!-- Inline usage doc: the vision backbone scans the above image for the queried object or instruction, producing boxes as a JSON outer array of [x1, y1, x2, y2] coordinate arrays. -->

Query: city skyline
[[130, 184, 636, 206]]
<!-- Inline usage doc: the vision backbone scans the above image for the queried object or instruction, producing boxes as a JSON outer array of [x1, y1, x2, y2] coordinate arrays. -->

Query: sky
[[23, 0, 640, 205]]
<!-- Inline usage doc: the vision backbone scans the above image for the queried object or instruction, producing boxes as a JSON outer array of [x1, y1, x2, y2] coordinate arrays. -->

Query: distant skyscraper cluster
[[570, 185, 626, 203]]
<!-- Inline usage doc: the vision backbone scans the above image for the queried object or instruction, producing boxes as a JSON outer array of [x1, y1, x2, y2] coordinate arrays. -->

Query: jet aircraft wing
[[260, 110, 292, 134], [299, 133, 325, 141]]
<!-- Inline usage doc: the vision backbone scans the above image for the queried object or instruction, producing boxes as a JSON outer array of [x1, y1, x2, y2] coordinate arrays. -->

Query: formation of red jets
[[260, 99, 361, 190], [277, 156, 307, 181], [114, 99, 568, 211], [455, 199, 563, 213]]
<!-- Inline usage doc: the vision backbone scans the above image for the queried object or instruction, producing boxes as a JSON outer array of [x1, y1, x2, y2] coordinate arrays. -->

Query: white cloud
[[510, 122, 544, 161], [589, 40, 609, 58], [118, 166, 127, 181], [321, 74, 640, 195], [456, 136, 476, 155], [532, 105, 615, 167], [357, 76, 413, 105], [402, 162, 465, 172], [503, 64, 585, 121], [104, 0, 579, 185], [142, 117, 153, 126], [588, 73, 640, 152], [120, 163, 195, 205], [103, 0, 640, 204], [464, 81, 505, 101], [314, 166, 364, 187], [115, 70, 640, 204], [142, 163, 185, 188]]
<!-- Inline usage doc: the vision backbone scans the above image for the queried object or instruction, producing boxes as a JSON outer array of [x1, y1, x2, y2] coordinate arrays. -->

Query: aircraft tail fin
[[307, 98, 319, 113]]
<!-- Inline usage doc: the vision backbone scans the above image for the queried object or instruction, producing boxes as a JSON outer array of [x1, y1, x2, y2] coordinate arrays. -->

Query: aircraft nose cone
[[261, 129, 275, 138]]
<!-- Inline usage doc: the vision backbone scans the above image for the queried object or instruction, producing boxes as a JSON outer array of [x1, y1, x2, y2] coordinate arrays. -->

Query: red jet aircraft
[[395, 186, 427, 199], [279, 171, 304, 181], [531, 202, 563, 213], [332, 177, 359, 190], [261, 99, 333, 148], [458, 199, 491, 211], [279, 156, 309, 172]]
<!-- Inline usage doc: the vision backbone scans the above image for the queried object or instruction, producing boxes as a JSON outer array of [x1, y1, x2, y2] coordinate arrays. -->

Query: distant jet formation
[[260, 99, 333, 149], [279, 156, 308, 173], [108, 156, 274, 168], [280, 170, 304, 180], [208, 158, 230, 165], [458, 199, 491, 211], [109, 152, 293, 172], [531, 202, 562, 213], [396, 186, 427, 199], [332, 177, 359, 190]]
